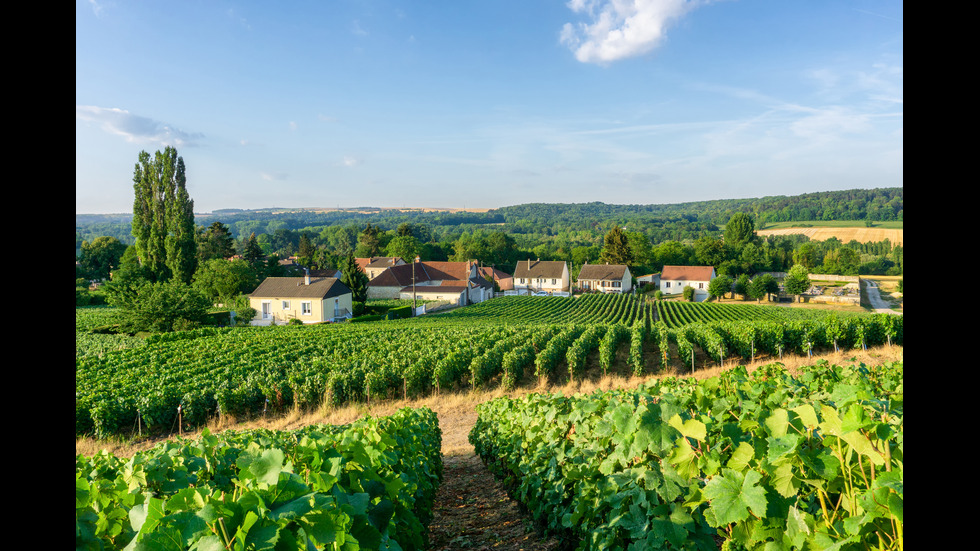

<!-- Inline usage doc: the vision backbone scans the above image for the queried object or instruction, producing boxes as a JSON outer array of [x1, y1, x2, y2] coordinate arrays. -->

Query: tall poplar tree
[[131, 146, 197, 283]]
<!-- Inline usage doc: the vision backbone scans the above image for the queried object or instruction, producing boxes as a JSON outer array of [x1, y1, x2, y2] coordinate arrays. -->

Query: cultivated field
[[756, 225, 903, 246], [76, 297, 904, 551]]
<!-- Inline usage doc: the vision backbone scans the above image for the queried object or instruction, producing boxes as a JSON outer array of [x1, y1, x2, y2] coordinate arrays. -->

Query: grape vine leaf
[[703, 469, 768, 526]]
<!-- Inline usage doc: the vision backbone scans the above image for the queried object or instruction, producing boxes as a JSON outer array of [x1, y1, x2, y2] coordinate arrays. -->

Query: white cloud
[[261, 171, 288, 181], [561, 0, 708, 64], [75, 105, 203, 147]]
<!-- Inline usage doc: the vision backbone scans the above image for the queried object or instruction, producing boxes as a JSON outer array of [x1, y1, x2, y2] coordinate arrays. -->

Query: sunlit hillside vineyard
[[75, 296, 902, 440]]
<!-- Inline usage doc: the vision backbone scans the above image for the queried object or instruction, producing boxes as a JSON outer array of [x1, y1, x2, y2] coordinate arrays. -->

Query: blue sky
[[76, 1, 903, 214]]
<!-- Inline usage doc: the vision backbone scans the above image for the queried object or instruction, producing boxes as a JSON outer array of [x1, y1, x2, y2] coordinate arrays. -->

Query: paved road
[[865, 280, 902, 315]]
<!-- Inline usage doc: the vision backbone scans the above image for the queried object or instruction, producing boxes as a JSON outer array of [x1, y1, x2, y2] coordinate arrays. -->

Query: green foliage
[[470, 361, 904, 550], [130, 146, 197, 284], [708, 274, 734, 300], [78, 236, 128, 280], [106, 279, 212, 333], [784, 264, 812, 296], [340, 252, 369, 303], [75, 298, 902, 440], [724, 212, 756, 248], [76, 407, 443, 551], [599, 225, 634, 266]]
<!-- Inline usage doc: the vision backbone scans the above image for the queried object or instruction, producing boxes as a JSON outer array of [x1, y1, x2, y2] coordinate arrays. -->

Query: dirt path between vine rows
[[421, 396, 563, 550], [427, 452, 562, 551]]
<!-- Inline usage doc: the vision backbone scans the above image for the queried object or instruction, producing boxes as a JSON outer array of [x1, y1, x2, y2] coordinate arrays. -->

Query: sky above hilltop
[[76, 1, 903, 214]]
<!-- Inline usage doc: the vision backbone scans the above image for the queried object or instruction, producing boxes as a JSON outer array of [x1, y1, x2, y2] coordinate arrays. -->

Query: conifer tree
[[599, 226, 634, 267], [340, 252, 369, 303]]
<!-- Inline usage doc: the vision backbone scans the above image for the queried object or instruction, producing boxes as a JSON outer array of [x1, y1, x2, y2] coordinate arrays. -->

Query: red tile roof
[[660, 265, 715, 281]]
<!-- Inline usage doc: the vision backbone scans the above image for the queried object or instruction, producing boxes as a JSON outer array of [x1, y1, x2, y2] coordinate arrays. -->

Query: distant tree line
[[77, 175, 903, 330]]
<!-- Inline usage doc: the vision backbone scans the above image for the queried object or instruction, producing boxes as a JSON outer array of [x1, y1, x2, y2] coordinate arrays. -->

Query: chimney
[[304, 268, 310, 285]]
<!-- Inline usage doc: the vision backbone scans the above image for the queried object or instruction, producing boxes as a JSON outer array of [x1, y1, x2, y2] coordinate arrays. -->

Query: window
[[301, 301, 312, 315], [282, 300, 290, 310], [551, 279, 557, 285], [613, 281, 621, 288], [520, 278, 525, 284], [698, 283, 704, 289], [666, 282, 671, 288]]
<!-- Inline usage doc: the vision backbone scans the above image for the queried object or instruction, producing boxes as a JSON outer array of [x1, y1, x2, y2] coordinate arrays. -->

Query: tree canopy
[[130, 146, 197, 284]]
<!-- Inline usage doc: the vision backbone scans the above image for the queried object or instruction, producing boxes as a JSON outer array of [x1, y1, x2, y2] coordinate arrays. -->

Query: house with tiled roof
[[367, 260, 491, 305], [248, 273, 352, 324], [356, 257, 406, 280], [660, 265, 716, 302], [512, 259, 569, 295], [577, 263, 632, 294], [478, 266, 513, 291]]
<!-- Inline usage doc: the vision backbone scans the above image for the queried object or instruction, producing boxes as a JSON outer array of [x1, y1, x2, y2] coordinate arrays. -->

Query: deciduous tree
[[131, 146, 197, 284]]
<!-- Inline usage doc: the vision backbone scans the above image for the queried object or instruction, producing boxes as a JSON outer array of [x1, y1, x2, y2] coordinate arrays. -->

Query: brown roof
[[249, 277, 351, 299], [369, 263, 426, 288], [513, 260, 567, 279], [308, 269, 341, 278], [368, 261, 477, 288], [577, 263, 630, 281], [660, 265, 715, 281], [356, 257, 404, 269], [478, 266, 512, 280]]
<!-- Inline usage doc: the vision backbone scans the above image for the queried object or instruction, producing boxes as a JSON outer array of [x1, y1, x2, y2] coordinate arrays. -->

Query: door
[[262, 301, 272, 320]]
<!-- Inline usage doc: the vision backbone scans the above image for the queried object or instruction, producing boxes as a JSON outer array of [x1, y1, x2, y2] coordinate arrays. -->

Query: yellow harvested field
[[757, 227, 903, 246]]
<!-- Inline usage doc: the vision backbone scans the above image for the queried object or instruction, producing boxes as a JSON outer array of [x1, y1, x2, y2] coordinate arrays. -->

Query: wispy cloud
[[88, 0, 105, 17], [560, 0, 710, 64], [75, 105, 203, 147], [226, 9, 251, 31]]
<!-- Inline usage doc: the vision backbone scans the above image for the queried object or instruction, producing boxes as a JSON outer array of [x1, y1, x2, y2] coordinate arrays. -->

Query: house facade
[[249, 274, 353, 324], [512, 260, 570, 295], [577, 263, 632, 293], [660, 265, 716, 302], [367, 260, 491, 305], [356, 257, 406, 280]]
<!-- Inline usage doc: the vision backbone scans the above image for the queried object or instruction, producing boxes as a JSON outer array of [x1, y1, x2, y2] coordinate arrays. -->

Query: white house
[[660, 265, 716, 302], [512, 260, 570, 295], [577, 263, 632, 293]]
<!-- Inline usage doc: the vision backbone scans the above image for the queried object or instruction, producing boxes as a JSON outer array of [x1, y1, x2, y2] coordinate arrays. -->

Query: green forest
[[77, 187, 903, 284]]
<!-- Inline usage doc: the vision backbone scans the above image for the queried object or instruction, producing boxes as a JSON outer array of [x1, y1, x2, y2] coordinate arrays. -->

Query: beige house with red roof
[[248, 273, 353, 324], [513, 259, 570, 295], [577, 263, 632, 293], [367, 260, 492, 305], [660, 265, 716, 302]]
